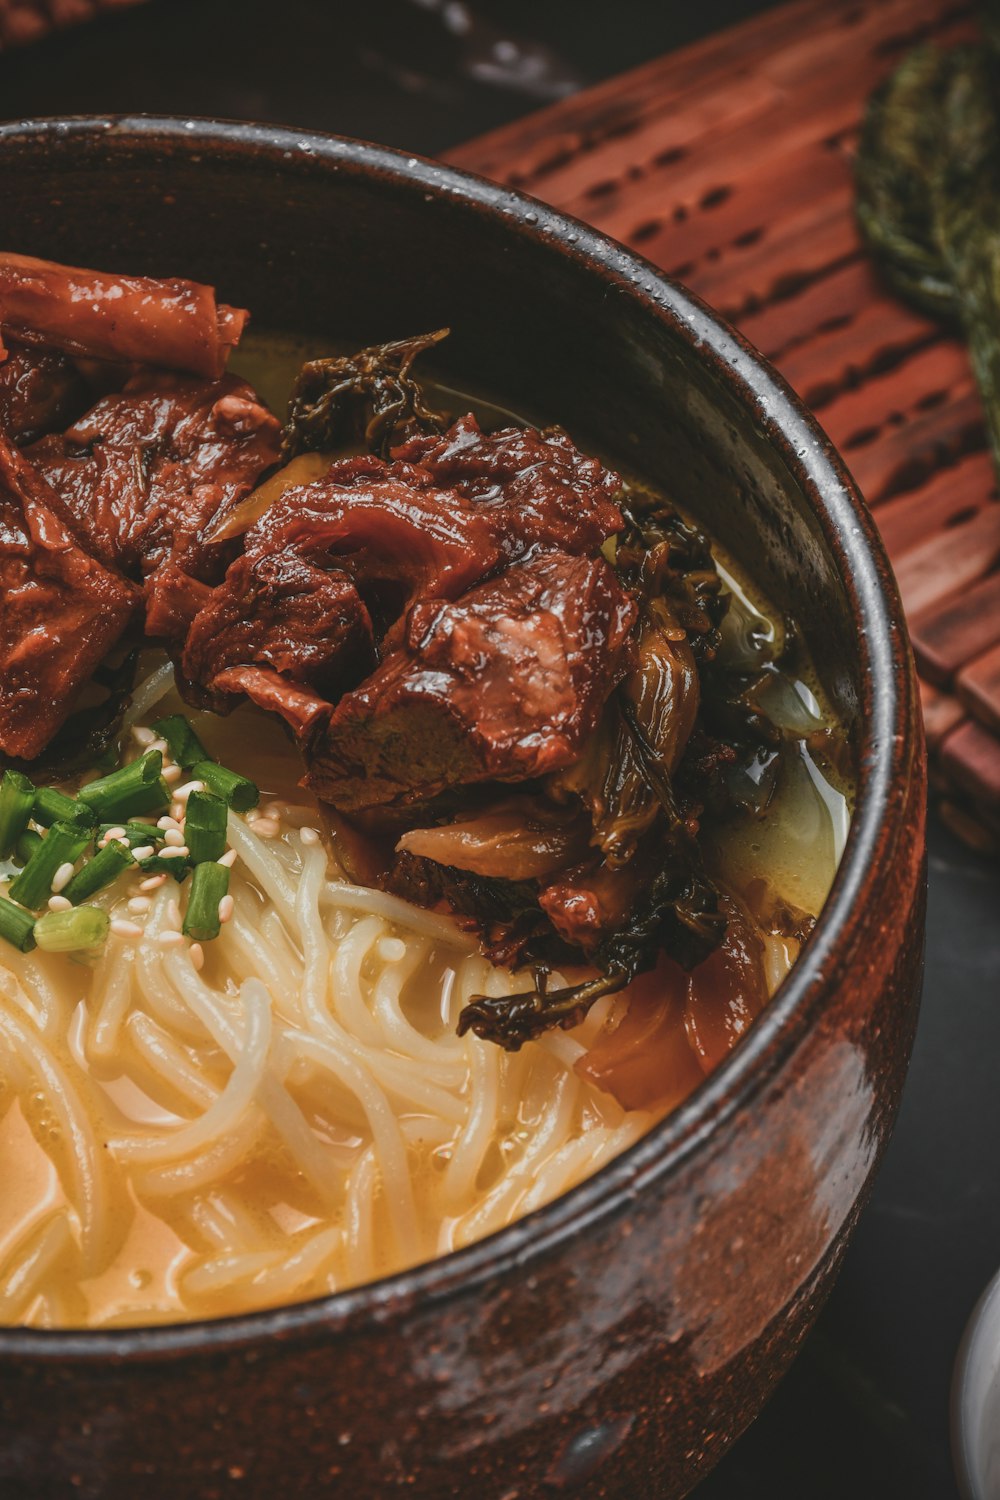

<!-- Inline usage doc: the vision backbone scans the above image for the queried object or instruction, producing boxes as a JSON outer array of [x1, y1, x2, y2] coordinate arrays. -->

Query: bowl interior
[[0, 118, 911, 1358]]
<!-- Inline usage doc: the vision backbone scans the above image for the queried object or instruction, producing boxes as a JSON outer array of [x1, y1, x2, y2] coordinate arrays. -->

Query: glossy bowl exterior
[[0, 118, 926, 1500]]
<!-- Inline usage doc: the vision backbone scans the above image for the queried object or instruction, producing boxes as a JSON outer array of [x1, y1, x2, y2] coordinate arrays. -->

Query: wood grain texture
[[913, 571, 1000, 686], [958, 640, 1000, 733], [451, 0, 999, 850]]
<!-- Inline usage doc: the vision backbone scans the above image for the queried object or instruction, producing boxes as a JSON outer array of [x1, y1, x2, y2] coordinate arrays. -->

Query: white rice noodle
[[121, 662, 176, 733], [0, 805, 674, 1329], [0, 1210, 74, 1321], [0, 1006, 111, 1275]]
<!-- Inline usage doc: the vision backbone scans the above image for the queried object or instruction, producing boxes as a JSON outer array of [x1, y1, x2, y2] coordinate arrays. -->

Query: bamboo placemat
[[450, 0, 1000, 852]]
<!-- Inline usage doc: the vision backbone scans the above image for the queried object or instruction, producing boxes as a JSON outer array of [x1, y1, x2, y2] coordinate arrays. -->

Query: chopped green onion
[[151, 714, 211, 770], [137, 852, 191, 884], [0, 772, 36, 858], [78, 752, 169, 822], [182, 861, 230, 941], [34, 905, 109, 953], [0, 896, 36, 952], [9, 822, 92, 911], [191, 761, 258, 812], [14, 830, 43, 867], [32, 786, 97, 830], [63, 841, 135, 905], [184, 791, 228, 863], [98, 821, 165, 849]]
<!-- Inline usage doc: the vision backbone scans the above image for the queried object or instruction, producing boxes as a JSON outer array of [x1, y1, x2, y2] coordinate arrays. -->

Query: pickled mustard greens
[[855, 24, 1000, 476], [282, 328, 451, 460]]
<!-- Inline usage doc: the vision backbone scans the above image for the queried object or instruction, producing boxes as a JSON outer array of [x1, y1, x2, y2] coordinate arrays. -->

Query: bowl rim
[[0, 113, 919, 1362]]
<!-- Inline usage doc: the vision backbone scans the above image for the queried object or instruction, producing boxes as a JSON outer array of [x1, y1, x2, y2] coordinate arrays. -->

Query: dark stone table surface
[[3, 3, 997, 1494]]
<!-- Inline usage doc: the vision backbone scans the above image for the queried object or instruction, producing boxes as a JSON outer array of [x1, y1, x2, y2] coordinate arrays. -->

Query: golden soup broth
[[0, 338, 851, 1327]]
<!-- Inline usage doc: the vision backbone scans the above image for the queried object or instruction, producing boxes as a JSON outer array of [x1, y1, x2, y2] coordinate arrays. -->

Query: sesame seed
[[131, 845, 155, 861], [132, 726, 155, 747], [139, 874, 167, 892], [218, 895, 235, 924], [127, 897, 151, 915], [157, 930, 184, 947], [162, 764, 182, 785], [170, 802, 185, 822], [104, 826, 127, 843], [148, 738, 168, 755], [173, 780, 205, 803], [299, 827, 320, 846], [156, 816, 179, 832], [189, 943, 205, 971], [111, 919, 143, 939], [163, 828, 185, 847], [50, 862, 76, 894], [47, 895, 72, 912], [217, 848, 237, 868], [159, 846, 188, 860]]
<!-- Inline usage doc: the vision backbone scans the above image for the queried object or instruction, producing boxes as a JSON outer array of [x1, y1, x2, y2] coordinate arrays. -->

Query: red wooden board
[[450, 0, 1000, 851]]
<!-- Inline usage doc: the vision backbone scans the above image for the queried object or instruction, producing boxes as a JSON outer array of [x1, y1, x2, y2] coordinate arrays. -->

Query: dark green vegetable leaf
[[282, 330, 450, 461]]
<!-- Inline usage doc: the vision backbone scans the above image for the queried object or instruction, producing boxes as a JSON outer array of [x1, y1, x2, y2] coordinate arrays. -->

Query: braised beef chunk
[[176, 409, 628, 727], [240, 455, 502, 628], [393, 415, 624, 558], [209, 666, 334, 742], [0, 252, 247, 376], [142, 564, 215, 645], [178, 455, 502, 722], [307, 551, 637, 809], [0, 338, 90, 444], [183, 549, 374, 720], [0, 430, 135, 761], [29, 372, 281, 604]]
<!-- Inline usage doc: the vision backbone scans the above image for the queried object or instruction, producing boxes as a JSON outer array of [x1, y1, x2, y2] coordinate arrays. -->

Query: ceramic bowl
[[0, 116, 926, 1500]]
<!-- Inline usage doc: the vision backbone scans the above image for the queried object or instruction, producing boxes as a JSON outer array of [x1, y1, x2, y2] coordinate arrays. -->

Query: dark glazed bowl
[[0, 117, 926, 1500]]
